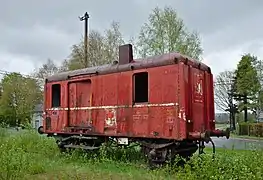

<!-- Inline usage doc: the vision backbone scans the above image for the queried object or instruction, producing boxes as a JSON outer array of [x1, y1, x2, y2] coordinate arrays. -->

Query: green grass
[[1, 128, 263, 180]]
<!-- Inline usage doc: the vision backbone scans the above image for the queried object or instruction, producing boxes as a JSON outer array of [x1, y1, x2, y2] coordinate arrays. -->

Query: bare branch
[[214, 70, 234, 111]]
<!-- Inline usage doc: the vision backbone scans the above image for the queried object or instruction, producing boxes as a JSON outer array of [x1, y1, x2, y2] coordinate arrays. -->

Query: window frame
[[132, 71, 149, 104], [51, 84, 61, 108]]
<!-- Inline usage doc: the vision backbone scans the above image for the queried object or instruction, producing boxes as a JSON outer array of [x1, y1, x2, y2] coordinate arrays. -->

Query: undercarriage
[[50, 135, 213, 168], [39, 126, 230, 169]]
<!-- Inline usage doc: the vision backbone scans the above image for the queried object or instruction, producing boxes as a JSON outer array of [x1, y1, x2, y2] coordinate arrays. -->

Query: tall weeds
[[1, 129, 263, 180], [0, 129, 59, 180]]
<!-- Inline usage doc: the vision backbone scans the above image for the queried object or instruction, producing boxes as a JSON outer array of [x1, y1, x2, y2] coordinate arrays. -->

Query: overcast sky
[[1, 0, 263, 77]]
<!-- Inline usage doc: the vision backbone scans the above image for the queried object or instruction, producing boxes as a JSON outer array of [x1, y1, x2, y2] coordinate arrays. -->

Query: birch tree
[[136, 6, 203, 60], [66, 21, 125, 70]]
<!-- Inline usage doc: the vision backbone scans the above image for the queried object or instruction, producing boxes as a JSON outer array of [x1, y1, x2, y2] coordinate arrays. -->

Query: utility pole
[[79, 12, 90, 67]]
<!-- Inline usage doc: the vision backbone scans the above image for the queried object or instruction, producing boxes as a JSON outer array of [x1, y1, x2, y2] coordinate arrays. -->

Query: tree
[[33, 59, 60, 88], [234, 54, 261, 122], [103, 21, 125, 63], [66, 30, 104, 70], [128, 36, 139, 58], [214, 70, 238, 130], [59, 59, 70, 72], [66, 21, 125, 70], [250, 56, 263, 116], [214, 70, 234, 111], [136, 6, 203, 60], [0, 73, 42, 126]]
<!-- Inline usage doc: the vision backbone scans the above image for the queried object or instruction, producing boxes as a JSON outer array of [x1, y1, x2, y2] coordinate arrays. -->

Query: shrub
[[1, 129, 263, 179], [238, 122, 263, 137], [0, 129, 59, 180]]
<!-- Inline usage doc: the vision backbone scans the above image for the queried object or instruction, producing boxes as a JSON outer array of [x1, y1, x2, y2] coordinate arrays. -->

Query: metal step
[[63, 144, 100, 150], [60, 135, 97, 142]]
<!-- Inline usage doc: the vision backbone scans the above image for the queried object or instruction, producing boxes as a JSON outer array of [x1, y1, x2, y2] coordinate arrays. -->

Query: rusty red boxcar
[[39, 44, 229, 167]]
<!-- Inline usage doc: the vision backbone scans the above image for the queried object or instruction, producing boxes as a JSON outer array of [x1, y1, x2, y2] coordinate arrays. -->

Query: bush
[[0, 129, 59, 180], [175, 149, 263, 179], [238, 122, 263, 137], [238, 122, 250, 135]]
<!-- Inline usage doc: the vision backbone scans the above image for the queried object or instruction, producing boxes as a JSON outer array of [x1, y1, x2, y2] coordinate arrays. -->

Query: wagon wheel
[[141, 146, 169, 169]]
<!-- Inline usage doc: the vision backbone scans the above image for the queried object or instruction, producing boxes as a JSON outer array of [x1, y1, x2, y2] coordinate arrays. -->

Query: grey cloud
[[1, 0, 263, 65], [202, 9, 263, 54], [0, 0, 146, 62], [2, 0, 262, 34], [0, 24, 76, 61], [246, 41, 263, 55]]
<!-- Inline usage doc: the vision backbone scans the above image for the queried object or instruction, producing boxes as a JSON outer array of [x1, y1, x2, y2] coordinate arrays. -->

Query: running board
[[64, 144, 100, 150], [60, 135, 97, 143]]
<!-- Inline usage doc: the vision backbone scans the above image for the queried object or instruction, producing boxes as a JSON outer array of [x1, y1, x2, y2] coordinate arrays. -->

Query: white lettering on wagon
[[178, 107, 186, 121]]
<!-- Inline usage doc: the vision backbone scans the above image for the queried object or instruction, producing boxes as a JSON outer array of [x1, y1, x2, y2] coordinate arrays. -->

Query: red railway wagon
[[39, 44, 229, 167]]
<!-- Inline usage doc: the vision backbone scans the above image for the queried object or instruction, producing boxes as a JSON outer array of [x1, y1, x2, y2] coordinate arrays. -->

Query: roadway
[[207, 137, 263, 150]]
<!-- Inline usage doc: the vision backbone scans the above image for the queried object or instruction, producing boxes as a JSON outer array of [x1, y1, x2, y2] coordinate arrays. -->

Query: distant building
[[215, 113, 229, 123], [32, 103, 43, 129]]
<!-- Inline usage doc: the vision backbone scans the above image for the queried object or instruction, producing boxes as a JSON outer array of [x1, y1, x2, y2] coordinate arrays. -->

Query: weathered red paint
[[42, 45, 220, 141]]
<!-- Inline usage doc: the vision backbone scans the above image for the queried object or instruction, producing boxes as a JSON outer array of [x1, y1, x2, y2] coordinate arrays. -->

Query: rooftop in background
[[34, 103, 43, 113]]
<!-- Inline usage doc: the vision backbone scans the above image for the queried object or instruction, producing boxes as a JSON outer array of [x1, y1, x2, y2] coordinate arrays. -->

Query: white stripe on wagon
[[46, 102, 178, 111]]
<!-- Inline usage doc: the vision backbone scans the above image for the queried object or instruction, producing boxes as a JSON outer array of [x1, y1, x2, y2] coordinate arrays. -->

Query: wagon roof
[[46, 52, 211, 82]]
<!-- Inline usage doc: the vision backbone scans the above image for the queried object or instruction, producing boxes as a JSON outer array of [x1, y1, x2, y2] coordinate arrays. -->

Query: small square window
[[133, 72, 148, 103], [52, 84, 61, 107]]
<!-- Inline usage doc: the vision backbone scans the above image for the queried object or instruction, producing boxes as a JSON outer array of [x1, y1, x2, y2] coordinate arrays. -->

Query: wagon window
[[133, 72, 148, 103], [51, 84, 61, 107]]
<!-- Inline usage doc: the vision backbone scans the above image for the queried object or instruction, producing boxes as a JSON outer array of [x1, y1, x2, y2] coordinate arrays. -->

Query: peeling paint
[[178, 108, 186, 121], [105, 108, 117, 127], [46, 102, 178, 111]]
